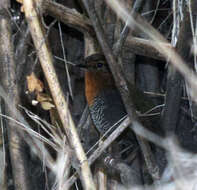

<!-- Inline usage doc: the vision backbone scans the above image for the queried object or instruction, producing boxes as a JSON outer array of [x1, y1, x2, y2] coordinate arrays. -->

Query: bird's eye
[[97, 62, 103, 68]]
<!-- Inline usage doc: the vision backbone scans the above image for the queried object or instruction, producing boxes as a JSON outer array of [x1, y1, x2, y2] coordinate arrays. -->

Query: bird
[[84, 53, 127, 135], [83, 54, 156, 186], [83, 53, 156, 136]]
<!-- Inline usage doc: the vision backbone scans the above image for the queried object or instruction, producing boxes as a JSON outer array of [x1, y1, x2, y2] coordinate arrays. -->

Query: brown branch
[[125, 37, 171, 61], [41, 0, 170, 61], [65, 116, 131, 188], [0, 3, 30, 190], [23, 0, 96, 189], [41, 0, 94, 35], [95, 140, 107, 190], [94, 167, 107, 190]]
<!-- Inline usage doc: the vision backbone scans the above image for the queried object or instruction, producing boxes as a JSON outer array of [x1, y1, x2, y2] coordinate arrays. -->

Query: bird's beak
[[74, 63, 89, 69]]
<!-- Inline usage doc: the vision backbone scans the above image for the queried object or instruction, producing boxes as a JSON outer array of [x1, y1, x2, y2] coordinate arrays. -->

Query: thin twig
[[113, 0, 145, 56], [81, 0, 160, 181], [162, 2, 194, 134], [0, 4, 31, 189], [0, 85, 55, 172], [41, 0, 94, 35], [23, 1, 96, 189], [64, 116, 131, 188], [58, 22, 73, 100], [42, 0, 171, 61], [105, 0, 197, 104]]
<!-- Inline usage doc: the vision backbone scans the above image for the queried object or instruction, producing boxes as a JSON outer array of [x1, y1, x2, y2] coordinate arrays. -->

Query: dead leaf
[[37, 92, 52, 102], [41, 101, 55, 110], [26, 72, 44, 93], [36, 92, 55, 110], [16, 0, 23, 4]]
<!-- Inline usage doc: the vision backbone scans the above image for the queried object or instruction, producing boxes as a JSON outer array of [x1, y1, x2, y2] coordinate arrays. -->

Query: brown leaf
[[26, 72, 44, 93], [36, 92, 55, 110], [41, 101, 55, 110], [16, 0, 23, 4], [36, 92, 52, 102]]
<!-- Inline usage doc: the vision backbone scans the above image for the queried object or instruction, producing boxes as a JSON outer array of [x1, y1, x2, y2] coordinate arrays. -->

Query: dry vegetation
[[0, 0, 197, 189]]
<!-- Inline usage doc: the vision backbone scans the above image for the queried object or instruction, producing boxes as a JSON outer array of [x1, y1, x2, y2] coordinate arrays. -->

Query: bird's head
[[75, 53, 110, 73], [85, 54, 110, 73]]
